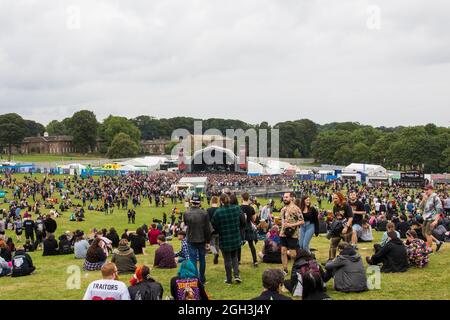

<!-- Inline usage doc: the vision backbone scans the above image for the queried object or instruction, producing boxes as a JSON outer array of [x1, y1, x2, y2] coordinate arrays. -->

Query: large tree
[[107, 133, 139, 158], [0, 113, 27, 160], [71, 110, 99, 153], [25, 120, 45, 137], [100, 115, 141, 147]]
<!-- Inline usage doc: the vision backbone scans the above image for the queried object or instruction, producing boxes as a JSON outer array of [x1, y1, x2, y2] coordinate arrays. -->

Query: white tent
[[343, 163, 387, 176], [247, 161, 264, 176], [118, 156, 166, 171]]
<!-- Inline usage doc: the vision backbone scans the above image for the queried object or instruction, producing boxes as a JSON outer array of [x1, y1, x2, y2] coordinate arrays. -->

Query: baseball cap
[[190, 194, 201, 205]]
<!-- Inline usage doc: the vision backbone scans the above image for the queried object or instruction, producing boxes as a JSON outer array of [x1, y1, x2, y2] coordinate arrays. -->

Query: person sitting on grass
[[258, 226, 283, 264], [366, 231, 409, 273], [154, 235, 176, 269], [74, 231, 89, 259], [0, 255, 11, 277], [170, 259, 209, 300], [84, 238, 107, 271], [405, 230, 432, 268], [284, 248, 325, 298], [23, 239, 35, 252], [129, 228, 147, 255], [43, 234, 59, 256], [302, 270, 332, 300], [58, 233, 74, 255], [174, 231, 189, 264], [378, 222, 400, 249], [251, 269, 292, 300], [358, 219, 373, 243], [11, 246, 35, 277], [111, 239, 137, 274], [128, 265, 164, 300], [324, 243, 368, 293], [148, 224, 161, 246], [0, 237, 12, 262], [83, 262, 130, 300]]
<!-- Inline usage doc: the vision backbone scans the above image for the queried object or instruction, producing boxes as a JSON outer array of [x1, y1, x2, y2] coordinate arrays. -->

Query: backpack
[[292, 260, 321, 297], [176, 278, 201, 300], [432, 225, 447, 242]]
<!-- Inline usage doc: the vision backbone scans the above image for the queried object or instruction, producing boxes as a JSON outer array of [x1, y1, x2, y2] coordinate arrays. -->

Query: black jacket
[[128, 279, 164, 300], [184, 207, 212, 244], [370, 238, 409, 273], [251, 290, 292, 300], [58, 238, 73, 255], [11, 250, 35, 277], [43, 238, 59, 256], [106, 232, 120, 248], [44, 218, 57, 233]]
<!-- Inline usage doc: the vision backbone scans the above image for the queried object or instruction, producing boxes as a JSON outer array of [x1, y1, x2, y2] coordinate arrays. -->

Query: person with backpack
[[284, 248, 325, 298], [324, 243, 368, 293], [11, 247, 35, 277], [170, 260, 209, 300], [302, 270, 332, 300], [34, 215, 45, 250], [128, 265, 163, 300]]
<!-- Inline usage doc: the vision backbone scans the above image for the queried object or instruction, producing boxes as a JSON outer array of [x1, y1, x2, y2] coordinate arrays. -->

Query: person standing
[[348, 191, 366, 246], [207, 196, 220, 264], [83, 263, 131, 300], [298, 196, 319, 253], [241, 192, 258, 267], [211, 194, 245, 284], [183, 194, 212, 283], [328, 192, 354, 260], [419, 184, 443, 251], [280, 192, 304, 276]]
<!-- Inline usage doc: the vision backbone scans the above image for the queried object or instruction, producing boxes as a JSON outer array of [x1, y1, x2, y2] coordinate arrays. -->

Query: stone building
[[141, 139, 169, 155]]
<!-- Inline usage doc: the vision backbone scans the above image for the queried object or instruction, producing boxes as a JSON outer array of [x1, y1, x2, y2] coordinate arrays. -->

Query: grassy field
[[0, 175, 449, 300], [2, 154, 102, 163]]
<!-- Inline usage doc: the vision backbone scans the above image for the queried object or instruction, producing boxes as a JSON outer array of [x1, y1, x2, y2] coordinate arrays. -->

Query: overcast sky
[[0, 0, 449, 127]]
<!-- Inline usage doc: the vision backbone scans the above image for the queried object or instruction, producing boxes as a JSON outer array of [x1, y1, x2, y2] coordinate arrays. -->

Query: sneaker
[[234, 277, 242, 284], [436, 241, 442, 252], [253, 262, 258, 267], [224, 280, 232, 285]]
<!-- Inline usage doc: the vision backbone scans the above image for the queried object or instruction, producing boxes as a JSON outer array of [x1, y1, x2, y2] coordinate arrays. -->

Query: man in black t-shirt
[[23, 217, 35, 243], [348, 191, 366, 245]]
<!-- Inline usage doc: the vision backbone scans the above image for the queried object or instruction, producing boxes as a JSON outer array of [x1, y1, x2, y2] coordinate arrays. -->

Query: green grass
[[2, 154, 102, 163], [0, 175, 449, 300]]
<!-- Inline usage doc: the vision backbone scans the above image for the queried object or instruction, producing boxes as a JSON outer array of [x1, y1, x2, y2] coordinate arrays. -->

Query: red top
[[148, 229, 161, 245]]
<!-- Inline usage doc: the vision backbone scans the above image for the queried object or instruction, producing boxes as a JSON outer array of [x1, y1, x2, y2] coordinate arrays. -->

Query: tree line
[[0, 111, 448, 173]]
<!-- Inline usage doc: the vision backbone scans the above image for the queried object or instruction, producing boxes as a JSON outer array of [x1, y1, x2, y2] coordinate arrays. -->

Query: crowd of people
[[0, 171, 449, 300]]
